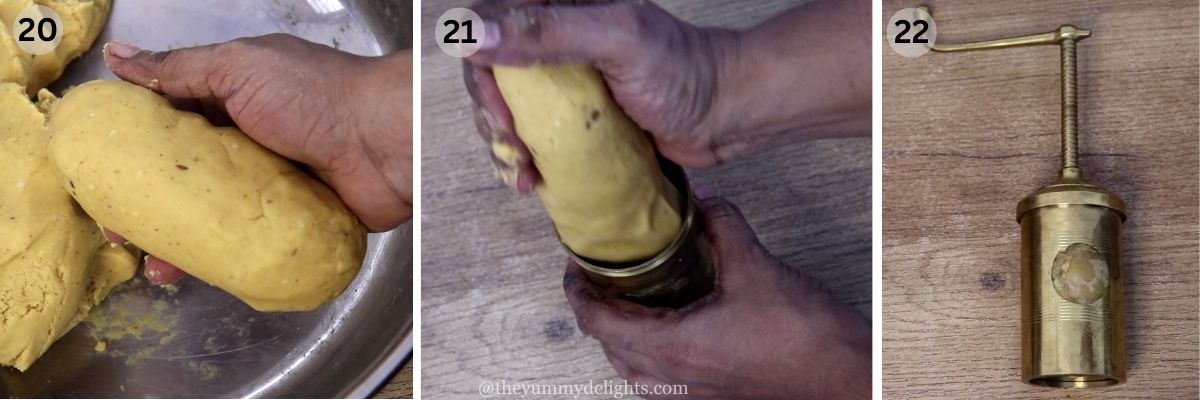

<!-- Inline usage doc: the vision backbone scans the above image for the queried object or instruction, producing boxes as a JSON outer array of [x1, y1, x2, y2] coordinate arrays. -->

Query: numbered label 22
[[887, 8, 937, 58]]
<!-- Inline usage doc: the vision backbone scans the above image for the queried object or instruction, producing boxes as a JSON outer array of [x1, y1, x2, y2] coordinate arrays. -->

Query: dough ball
[[0, 82, 136, 371]]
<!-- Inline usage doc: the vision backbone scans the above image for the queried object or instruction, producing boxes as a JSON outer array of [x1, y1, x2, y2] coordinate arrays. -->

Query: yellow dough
[[494, 64, 682, 263], [0, 82, 137, 371], [47, 80, 367, 312], [0, 0, 112, 94], [0, 24, 32, 86]]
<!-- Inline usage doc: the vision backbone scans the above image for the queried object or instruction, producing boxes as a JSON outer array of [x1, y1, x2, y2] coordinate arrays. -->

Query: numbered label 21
[[436, 8, 487, 58]]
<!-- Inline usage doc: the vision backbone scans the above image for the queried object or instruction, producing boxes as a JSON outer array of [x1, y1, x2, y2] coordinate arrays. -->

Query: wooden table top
[[419, 0, 871, 397], [375, 360, 413, 399], [882, 0, 1200, 398]]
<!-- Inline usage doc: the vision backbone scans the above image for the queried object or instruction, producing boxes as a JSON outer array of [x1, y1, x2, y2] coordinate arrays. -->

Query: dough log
[[494, 64, 682, 263], [47, 80, 367, 312]]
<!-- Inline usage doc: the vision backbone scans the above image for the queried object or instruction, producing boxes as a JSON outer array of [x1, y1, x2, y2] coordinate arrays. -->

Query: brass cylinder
[[566, 160, 715, 308], [1017, 183, 1126, 387]]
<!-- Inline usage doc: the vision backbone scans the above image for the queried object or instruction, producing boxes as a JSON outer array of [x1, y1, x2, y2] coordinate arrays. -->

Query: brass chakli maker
[[922, 8, 1127, 388]]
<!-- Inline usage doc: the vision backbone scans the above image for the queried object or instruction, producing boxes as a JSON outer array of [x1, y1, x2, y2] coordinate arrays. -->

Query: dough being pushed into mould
[[47, 80, 367, 312], [0, 82, 137, 372], [494, 64, 682, 263], [0, 0, 112, 94]]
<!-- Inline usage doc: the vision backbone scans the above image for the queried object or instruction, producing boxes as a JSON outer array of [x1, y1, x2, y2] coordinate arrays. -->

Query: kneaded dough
[[0, 82, 137, 371], [47, 80, 367, 312], [494, 65, 682, 263], [0, 24, 32, 86], [0, 0, 111, 94]]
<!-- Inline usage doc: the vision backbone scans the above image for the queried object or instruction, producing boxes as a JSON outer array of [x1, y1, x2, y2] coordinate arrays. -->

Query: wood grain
[[882, 1, 1200, 398], [375, 360, 413, 399], [420, 0, 871, 398]]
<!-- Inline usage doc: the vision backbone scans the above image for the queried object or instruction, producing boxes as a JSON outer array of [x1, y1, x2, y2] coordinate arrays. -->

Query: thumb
[[103, 40, 236, 101], [468, 1, 652, 67], [697, 194, 760, 255], [696, 192, 772, 289]]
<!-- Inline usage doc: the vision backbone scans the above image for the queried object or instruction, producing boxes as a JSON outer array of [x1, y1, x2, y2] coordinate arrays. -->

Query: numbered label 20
[[12, 5, 62, 55]]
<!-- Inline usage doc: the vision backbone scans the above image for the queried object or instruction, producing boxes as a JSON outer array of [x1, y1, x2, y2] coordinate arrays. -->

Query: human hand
[[463, 0, 740, 192], [103, 34, 412, 232], [101, 34, 412, 285], [464, 0, 871, 193], [563, 194, 871, 399]]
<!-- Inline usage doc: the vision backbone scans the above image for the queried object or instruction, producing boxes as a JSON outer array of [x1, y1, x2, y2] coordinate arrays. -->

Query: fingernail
[[481, 21, 500, 49], [102, 228, 126, 244], [481, 108, 502, 132], [693, 184, 716, 200], [105, 41, 143, 59], [144, 255, 186, 285]]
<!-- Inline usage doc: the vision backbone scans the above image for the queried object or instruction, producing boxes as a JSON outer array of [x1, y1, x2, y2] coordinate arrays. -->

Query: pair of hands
[[463, 0, 871, 398], [99, 0, 871, 395]]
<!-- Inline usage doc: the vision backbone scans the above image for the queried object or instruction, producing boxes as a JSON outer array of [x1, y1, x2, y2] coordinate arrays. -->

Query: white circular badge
[[887, 8, 937, 58], [436, 8, 486, 58], [12, 5, 63, 55]]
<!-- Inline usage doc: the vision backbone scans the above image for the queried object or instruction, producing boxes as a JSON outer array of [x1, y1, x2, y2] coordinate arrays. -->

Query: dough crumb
[[490, 139, 522, 167]]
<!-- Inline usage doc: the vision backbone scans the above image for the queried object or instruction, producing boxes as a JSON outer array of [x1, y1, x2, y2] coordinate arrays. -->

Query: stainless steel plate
[[0, 0, 413, 397]]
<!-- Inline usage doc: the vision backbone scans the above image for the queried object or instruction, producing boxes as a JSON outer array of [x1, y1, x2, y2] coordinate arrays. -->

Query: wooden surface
[[375, 360, 414, 399], [420, 0, 870, 398], [882, 1, 1200, 398]]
